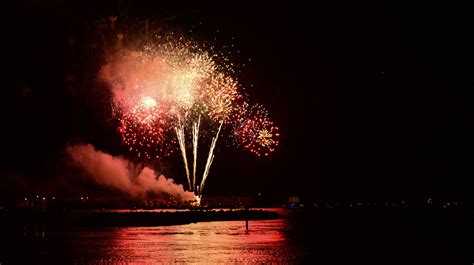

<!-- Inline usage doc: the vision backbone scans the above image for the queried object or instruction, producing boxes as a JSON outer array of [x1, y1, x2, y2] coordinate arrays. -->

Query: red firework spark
[[233, 103, 280, 156], [116, 96, 176, 159]]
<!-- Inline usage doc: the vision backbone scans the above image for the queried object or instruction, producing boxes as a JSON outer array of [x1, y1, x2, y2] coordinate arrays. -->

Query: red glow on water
[[107, 219, 289, 263], [72, 210, 295, 263]]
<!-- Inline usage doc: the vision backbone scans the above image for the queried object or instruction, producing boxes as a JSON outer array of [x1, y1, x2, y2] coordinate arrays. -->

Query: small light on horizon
[[24, 198, 27, 201], [42, 197, 46, 200]]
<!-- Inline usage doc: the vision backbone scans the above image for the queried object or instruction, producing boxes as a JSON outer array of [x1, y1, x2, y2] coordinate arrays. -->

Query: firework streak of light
[[175, 120, 191, 190], [192, 116, 200, 192], [200, 120, 224, 195]]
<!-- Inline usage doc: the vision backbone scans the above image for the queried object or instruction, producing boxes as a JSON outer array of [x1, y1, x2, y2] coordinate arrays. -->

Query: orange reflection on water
[[96, 218, 295, 263]]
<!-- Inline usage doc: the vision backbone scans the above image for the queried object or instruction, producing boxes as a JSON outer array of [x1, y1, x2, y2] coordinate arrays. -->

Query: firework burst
[[201, 73, 240, 122], [98, 21, 280, 201], [115, 96, 175, 159], [233, 103, 280, 156]]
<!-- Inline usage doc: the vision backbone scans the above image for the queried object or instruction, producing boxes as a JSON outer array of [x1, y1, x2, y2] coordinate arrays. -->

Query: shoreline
[[1, 209, 285, 227]]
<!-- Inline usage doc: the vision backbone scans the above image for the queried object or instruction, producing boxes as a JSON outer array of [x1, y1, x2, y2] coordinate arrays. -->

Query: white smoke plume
[[66, 144, 196, 202]]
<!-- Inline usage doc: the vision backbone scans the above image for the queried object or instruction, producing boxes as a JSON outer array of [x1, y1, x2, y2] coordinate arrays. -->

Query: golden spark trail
[[192, 115, 201, 192], [175, 121, 191, 190], [200, 120, 224, 194]]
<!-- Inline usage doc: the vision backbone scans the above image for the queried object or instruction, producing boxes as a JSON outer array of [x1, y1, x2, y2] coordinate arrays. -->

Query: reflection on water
[[71, 218, 300, 264], [2, 209, 303, 264], [3, 208, 469, 264]]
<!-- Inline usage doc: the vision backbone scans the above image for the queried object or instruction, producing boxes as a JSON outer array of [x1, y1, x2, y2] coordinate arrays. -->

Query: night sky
[[1, 1, 473, 202]]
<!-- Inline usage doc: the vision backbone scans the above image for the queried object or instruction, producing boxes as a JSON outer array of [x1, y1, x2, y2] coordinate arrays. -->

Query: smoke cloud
[[66, 144, 195, 202]]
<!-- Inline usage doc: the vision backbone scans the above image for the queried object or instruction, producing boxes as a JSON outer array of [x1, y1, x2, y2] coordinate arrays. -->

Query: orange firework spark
[[201, 73, 241, 122]]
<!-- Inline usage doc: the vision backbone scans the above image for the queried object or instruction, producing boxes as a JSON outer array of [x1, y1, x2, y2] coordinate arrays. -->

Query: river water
[[2, 208, 308, 264], [1, 208, 470, 264], [70, 219, 299, 263]]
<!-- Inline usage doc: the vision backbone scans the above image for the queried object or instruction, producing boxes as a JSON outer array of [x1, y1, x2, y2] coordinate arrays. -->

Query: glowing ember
[[258, 129, 274, 147], [140, 96, 157, 109]]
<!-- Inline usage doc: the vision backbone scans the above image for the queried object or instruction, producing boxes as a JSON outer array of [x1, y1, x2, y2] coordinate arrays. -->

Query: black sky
[[1, 1, 473, 201]]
